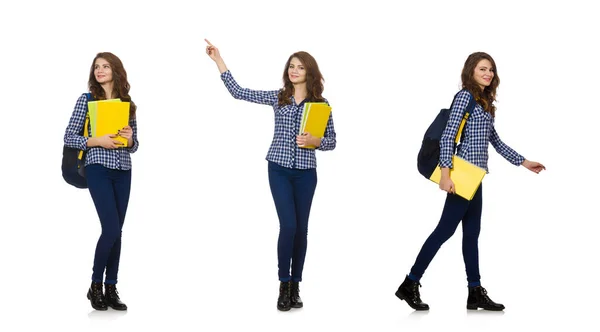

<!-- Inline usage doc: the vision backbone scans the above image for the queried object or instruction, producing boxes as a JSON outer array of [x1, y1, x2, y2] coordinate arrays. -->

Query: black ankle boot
[[104, 284, 128, 311], [277, 281, 291, 311], [87, 281, 107, 310], [467, 286, 505, 311], [290, 281, 303, 308], [395, 275, 429, 311]]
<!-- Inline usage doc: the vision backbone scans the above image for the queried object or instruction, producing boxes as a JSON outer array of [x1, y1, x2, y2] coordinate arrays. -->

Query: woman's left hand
[[522, 159, 546, 174], [296, 132, 319, 148], [119, 126, 133, 146]]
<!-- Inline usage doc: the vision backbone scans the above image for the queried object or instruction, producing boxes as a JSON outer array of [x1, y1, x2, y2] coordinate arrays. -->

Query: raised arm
[[206, 39, 278, 105]]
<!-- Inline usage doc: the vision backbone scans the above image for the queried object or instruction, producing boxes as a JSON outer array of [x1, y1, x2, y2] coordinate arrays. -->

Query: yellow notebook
[[88, 100, 130, 146], [299, 102, 332, 149], [429, 156, 486, 200]]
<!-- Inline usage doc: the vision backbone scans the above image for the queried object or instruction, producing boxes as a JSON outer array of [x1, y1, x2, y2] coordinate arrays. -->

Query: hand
[[98, 134, 124, 149], [296, 132, 319, 148], [118, 126, 133, 140], [205, 39, 221, 61], [522, 159, 546, 174], [439, 176, 455, 194]]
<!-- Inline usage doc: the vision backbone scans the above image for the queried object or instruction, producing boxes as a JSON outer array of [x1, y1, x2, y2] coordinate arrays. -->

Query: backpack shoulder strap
[[78, 93, 94, 161], [82, 93, 93, 138], [454, 89, 477, 144]]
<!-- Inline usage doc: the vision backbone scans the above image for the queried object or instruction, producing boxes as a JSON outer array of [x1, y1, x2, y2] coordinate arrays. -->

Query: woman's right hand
[[205, 39, 221, 61], [90, 134, 124, 149], [439, 175, 455, 194], [205, 39, 228, 73]]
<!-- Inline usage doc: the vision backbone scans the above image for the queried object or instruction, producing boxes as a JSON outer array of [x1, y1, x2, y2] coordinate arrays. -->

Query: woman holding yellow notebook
[[205, 39, 336, 311], [63, 52, 138, 311], [395, 52, 545, 311]]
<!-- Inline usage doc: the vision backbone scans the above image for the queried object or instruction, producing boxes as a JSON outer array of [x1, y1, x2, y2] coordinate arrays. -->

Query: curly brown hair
[[461, 52, 499, 117], [88, 52, 137, 118], [278, 51, 325, 106]]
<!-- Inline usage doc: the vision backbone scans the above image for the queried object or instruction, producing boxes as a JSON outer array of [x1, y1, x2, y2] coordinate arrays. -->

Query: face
[[473, 59, 494, 90], [288, 57, 307, 84], [94, 58, 113, 84]]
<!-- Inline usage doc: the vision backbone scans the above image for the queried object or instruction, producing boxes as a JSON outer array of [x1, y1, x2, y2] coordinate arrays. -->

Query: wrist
[[313, 137, 321, 147], [86, 137, 97, 147], [441, 167, 450, 179]]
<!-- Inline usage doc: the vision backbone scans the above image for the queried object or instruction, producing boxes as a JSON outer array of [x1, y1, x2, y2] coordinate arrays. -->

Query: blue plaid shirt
[[221, 70, 336, 169], [440, 90, 524, 172], [64, 93, 139, 170]]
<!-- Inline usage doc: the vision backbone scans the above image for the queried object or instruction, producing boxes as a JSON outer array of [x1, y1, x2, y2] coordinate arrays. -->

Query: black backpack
[[62, 93, 93, 189], [417, 90, 476, 179]]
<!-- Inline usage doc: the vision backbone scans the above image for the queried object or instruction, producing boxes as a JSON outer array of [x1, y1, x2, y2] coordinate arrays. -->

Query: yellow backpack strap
[[77, 113, 89, 160], [454, 113, 469, 144]]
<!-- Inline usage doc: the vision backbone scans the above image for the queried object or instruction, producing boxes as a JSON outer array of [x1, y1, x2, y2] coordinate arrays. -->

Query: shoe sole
[[466, 305, 504, 311], [277, 306, 291, 311], [395, 291, 429, 311], [291, 304, 303, 309], [107, 304, 128, 311]]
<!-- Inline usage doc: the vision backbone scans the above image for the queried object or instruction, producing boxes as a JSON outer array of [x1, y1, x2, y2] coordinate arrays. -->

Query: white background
[[0, 0, 598, 331]]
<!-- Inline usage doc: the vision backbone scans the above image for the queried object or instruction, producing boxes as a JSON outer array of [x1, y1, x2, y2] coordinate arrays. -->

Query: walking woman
[[205, 39, 336, 311], [396, 52, 545, 311], [64, 52, 139, 311]]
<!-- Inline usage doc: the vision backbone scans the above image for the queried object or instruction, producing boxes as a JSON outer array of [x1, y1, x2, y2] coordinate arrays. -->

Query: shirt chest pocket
[[275, 104, 297, 116], [466, 107, 492, 140]]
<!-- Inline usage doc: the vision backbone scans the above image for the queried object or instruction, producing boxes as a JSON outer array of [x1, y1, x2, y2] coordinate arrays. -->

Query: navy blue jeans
[[410, 185, 483, 285], [268, 162, 317, 282], [86, 164, 131, 284]]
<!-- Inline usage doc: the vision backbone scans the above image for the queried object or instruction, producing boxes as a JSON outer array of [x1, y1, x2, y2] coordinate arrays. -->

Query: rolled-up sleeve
[[128, 115, 139, 153], [317, 112, 336, 151]]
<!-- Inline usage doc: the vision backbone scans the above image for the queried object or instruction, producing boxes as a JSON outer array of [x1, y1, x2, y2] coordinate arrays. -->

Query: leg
[[462, 185, 504, 311], [398, 193, 470, 310], [268, 162, 297, 282], [409, 193, 470, 280], [86, 164, 123, 283], [104, 169, 132, 285], [290, 168, 317, 282], [462, 185, 482, 286]]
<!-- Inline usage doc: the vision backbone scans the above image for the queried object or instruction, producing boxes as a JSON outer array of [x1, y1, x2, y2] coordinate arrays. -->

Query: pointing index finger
[[204, 38, 213, 46]]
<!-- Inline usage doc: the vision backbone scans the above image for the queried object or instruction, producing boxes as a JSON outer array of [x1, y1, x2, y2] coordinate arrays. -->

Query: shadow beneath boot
[[88, 308, 128, 321], [407, 310, 430, 320]]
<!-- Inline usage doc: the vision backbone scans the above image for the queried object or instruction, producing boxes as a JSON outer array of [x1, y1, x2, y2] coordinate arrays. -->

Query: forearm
[[86, 137, 99, 148], [215, 58, 228, 74], [441, 167, 450, 179], [490, 126, 525, 165]]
